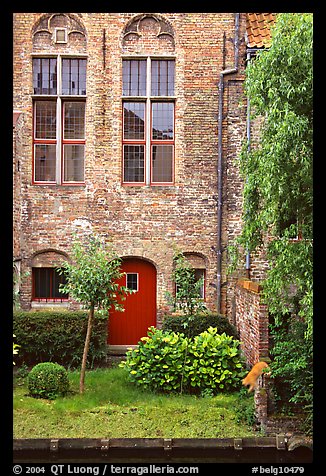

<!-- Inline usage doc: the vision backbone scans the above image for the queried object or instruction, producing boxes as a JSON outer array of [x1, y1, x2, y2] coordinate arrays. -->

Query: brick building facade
[[13, 13, 273, 352]]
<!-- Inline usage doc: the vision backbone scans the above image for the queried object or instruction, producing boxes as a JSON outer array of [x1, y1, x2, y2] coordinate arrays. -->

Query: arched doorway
[[108, 258, 157, 346]]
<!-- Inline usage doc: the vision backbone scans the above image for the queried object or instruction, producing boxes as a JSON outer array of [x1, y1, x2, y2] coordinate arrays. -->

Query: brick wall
[[13, 12, 272, 334], [13, 112, 24, 261], [235, 278, 269, 366], [13, 13, 253, 316]]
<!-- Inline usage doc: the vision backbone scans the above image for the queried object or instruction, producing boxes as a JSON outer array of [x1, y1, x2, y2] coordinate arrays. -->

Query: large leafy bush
[[121, 327, 244, 394]]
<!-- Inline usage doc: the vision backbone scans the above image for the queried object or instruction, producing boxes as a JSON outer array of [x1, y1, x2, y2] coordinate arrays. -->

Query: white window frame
[[126, 273, 139, 292], [54, 28, 68, 44]]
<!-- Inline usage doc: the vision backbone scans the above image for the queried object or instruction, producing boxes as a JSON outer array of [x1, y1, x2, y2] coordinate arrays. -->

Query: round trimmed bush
[[27, 362, 70, 399]]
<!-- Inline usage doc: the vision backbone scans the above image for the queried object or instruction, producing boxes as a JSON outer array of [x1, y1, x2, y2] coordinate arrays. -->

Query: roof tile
[[246, 13, 276, 48]]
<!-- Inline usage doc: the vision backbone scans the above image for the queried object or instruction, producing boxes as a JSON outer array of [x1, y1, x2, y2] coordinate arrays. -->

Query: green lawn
[[14, 366, 257, 439]]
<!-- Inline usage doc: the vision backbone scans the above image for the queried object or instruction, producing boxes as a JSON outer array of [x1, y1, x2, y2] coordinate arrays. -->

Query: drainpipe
[[216, 13, 240, 314]]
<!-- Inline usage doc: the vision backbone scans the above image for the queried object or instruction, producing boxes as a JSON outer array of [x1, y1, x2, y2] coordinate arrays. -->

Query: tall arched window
[[32, 14, 87, 184], [121, 14, 176, 185]]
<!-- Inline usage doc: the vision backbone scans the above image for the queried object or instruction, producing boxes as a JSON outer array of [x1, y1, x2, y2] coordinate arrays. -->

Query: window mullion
[[56, 56, 62, 184], [56, 97, 62, 185], [145, 57, 151, 186]]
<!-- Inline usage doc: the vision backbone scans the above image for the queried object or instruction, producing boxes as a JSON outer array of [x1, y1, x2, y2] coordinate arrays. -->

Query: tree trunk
[[80, 304, 95, 394]]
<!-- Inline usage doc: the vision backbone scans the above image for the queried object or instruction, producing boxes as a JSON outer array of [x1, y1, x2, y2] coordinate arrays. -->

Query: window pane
[[152, 145, 173, 183], [63, 145, 85, 182], [34, 144, 56, 182], [123, 102, 145, 140], [151, 60, 175, 96], [127, 273, 138, 291], [62, 58, 87, 95], [33, 268, 50, 298], [122, 60, 146, 96], [33, 268, 68, 300], [194, 269, 205, 299], [33, 58, 57, 95], [123, 145, 145, 182], [64, 102, 85, 139], [152, 103, 174, 140], [35, 101, 57, 139], [53, 270, 68, 298]]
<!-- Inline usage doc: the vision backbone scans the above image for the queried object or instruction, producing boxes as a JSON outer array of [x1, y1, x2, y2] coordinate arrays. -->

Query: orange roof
[[246, 13, 276, 48]]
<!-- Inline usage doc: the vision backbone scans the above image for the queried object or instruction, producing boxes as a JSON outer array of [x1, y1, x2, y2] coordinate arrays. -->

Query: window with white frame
[[122, 58, 175, 185], [32, 56, 87, 184]]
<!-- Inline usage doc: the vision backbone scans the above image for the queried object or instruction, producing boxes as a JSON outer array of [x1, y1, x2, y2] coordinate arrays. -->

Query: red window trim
[[61, 99, 86, 185], [122, 100, 147, 185], [122, 58, 175, 186], [32, 99, 57, 184], [32, 98, 86, 185], [32, 267, 69, 302], [150, 101, 175, 185]]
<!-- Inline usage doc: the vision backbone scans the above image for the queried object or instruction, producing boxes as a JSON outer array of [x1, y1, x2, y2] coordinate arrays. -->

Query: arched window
[[121, 14, 176, 185], [31, 250, 69, 303], [183, 252, 207, 299], [32, 14, 87, 184]]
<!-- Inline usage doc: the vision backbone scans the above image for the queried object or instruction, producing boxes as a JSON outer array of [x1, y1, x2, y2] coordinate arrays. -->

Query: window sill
[[31, 301, 70, 309], [32, 182, 86, 187]]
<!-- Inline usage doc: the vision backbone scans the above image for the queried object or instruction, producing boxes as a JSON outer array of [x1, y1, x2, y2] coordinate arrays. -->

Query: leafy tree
[[58, 234, 132, 393], [233, 13, 313, 429], [167, 251, 207, 319], [166, 250, 207, 393]]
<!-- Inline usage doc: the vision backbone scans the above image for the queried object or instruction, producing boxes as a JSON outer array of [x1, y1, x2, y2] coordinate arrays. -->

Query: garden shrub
[[162, 312, 239, 339], [27, 362, 70, 399], [13, 310, 108, 368], [185, 328, 244, 391], [121, 326, 245, 394]]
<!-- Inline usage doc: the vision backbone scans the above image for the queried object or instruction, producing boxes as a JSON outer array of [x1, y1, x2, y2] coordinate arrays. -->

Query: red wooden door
[[108, 258, 157, 345]]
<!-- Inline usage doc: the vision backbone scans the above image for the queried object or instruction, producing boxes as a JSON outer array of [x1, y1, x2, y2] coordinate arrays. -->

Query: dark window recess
[[62, 58, 87, 95], [32, 268, 68, 301], [33, 58, 57, 95], [122, 60, 147, 96]]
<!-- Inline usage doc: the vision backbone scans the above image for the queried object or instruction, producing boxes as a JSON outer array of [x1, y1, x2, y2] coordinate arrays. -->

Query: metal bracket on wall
[[163, 438, 172, 451], [234, 438, 243, 450]]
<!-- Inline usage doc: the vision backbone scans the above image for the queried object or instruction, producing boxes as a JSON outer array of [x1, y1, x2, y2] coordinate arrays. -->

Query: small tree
[[166, 250, 207, 394], [58, 234, 132, 393], [168, 251, 207, 319]]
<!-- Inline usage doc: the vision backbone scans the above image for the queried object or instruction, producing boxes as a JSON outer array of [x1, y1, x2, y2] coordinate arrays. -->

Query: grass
[[14, 366, 257, 439]]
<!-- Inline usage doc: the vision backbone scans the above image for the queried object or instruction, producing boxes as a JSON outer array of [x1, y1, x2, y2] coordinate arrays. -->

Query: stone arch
[[183, 251, 208, 269], [31, 248, 69, 268], [121, 13, 175, 53], [32, 13, 87, 52], [119, 254, 158, 272]]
